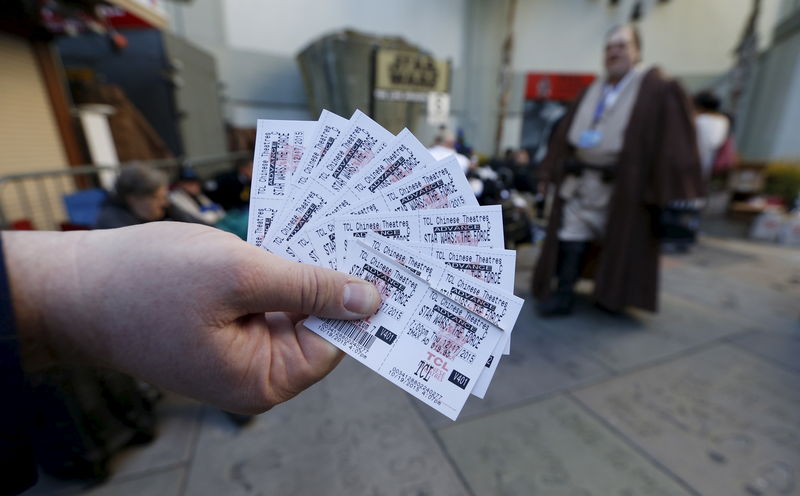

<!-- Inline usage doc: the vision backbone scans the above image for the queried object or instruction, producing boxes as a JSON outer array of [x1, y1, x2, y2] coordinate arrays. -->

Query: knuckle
[[298, 267, 329, 315]]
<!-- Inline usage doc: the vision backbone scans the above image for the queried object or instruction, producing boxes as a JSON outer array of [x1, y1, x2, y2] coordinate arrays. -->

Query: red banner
[[525, 73, 596, 101]]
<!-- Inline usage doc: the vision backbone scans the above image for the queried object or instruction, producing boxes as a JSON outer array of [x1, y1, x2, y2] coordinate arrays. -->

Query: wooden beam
[[32, 41, 86, 167], [494, 0, 517, 156]]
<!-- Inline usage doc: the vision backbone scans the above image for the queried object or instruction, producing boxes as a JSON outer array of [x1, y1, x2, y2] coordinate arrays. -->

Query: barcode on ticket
[[327, 320, 377, 357]]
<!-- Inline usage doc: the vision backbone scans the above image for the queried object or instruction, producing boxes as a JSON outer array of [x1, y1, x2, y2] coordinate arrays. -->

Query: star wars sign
[[374, 49, 450, 102]]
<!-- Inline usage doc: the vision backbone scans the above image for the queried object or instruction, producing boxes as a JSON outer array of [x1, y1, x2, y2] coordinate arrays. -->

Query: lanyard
[[591, 71, 633, 127], [591, 89, 611, 127]]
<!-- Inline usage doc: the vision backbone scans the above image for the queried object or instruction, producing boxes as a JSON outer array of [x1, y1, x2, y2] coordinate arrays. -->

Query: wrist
[[3, 230, 89, 370]]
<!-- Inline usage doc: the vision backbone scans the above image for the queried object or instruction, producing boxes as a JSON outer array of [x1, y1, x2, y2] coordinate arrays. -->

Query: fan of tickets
[[247, 109, 523, 420]]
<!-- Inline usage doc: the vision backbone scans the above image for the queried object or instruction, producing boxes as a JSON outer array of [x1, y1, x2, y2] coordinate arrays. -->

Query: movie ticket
[[412, 243, 516, 350], [418, 242, 514, 351], [318, 128, 436, 219], [289, 109, 350, 194], [411, 243, 516, 294], [358, 234, 519, 398], [246, 119, 316, 246], [261, 111, 351, 245], [247, 199, 281, 248], [263, 110, 393, 254], [355, 234, 523, 331], [245, 110, 524, 418], [333, 205, 505, 271], [412, 243, 516, 396], [406, 241, 516, 355], [294, 155, 477, 267], [304, 240, 505, 420]]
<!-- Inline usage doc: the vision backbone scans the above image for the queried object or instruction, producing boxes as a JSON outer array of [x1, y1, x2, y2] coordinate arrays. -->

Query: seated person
[[95, 164, 204, 229], [169, 167, 226, 225], [204, 158, 252, 212]]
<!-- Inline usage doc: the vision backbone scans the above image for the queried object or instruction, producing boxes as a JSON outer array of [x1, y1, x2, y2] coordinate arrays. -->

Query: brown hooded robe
[[531, 67, 704, 312]]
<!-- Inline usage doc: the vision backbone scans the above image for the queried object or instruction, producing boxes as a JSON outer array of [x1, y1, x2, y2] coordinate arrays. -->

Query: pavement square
[[524, 291, 755, 373], [574, 344, 800, 496], [110, 395, 203, 479], [65, 468, 185, 496], [24, 396, 201, 496], [415, 299, 612, 428], [729, 329, 800, 373], [660, 243, 800, 335], [438, 394, 694, 496], [182, 358, 468, 496]]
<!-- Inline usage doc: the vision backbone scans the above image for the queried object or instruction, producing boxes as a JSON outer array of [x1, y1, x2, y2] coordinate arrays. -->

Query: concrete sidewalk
[[28, 236, 800, 496]]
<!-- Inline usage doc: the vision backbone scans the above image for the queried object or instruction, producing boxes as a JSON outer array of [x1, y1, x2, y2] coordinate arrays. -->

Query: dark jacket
[[532, 67, 704, 312], [94, 196, 205, 229], [0, 235, 39, 494], [204, 171, 251, 212]]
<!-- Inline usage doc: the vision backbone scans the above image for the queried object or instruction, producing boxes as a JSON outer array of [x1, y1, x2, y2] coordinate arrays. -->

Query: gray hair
[[115, 164, 168, 198]]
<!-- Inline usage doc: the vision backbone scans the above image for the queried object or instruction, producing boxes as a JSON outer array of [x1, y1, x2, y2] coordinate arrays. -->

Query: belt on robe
[[563, 157, 617, 183]]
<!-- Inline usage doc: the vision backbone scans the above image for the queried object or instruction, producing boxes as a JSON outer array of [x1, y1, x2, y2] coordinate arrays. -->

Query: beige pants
[[558, 170, 613, 241]]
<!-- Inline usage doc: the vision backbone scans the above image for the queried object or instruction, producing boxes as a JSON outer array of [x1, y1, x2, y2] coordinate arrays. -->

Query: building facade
[[151, 0, 797, 160]]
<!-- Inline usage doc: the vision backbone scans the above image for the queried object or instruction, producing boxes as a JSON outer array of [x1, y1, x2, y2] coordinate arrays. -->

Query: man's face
[[604, 27, 639, 81]]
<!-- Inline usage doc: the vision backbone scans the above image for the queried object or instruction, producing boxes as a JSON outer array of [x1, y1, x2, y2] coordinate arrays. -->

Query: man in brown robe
[[533, 24, 704, 315]]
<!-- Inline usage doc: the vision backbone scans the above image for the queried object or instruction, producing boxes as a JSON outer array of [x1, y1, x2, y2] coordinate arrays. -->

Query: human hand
[[4, 223, 381, 414]]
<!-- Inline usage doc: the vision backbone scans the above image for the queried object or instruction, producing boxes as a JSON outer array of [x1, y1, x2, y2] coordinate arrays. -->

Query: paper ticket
[[318, 128, 436, 219], [264, 110, 393, 255], [289, 109, 349, 193], [246, 198, 281, 248], [244, 112, 521, 408], [411, 244, 516, 395], [310, 109, 394, 195], [411, 243, 516, 293], [263, 111, 350, 246], [356, 233, 523, 331], [304, 239, 504, 420], [360, 235, 519, 398], [417, 242, 515, 356], [334, 205, 505, 271], [246, 119, 315, 246], [299, 156, 478, 268]]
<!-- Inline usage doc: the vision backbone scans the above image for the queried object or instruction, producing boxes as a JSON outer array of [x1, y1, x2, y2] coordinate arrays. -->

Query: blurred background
[[1, 0, 798, 495]]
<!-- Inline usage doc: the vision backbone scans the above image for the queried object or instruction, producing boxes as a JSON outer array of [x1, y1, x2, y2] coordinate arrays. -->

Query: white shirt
[[428, 145, 470, 174], [695, 113, 730, 178]]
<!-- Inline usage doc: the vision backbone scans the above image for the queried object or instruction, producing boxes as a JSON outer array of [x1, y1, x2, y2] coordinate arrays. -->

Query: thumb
[[238, 250, 381, 320]]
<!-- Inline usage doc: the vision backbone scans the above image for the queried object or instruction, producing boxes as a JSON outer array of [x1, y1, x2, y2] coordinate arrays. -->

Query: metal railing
[[0, 152, 247, 231]]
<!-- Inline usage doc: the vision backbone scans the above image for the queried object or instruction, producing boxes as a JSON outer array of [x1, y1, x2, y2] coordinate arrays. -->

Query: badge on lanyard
[[578, 84, 614, 149], [578, 129, 603, 148]]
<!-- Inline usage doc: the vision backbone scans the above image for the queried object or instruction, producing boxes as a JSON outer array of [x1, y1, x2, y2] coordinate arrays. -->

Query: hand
[[4, 223, 381, 414]]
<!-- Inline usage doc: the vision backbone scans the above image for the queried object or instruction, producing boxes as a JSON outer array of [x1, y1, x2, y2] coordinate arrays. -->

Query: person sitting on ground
[[169, 167, 226, 225], [95, 164, 204, 229], [204, 158, 253, 212]]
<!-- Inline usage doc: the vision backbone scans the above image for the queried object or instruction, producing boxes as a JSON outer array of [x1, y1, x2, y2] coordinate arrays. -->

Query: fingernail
[[343, 281, 379, 316]]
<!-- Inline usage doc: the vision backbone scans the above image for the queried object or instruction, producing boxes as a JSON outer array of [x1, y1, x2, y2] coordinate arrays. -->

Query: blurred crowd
[[93, 157, 254, 237]]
